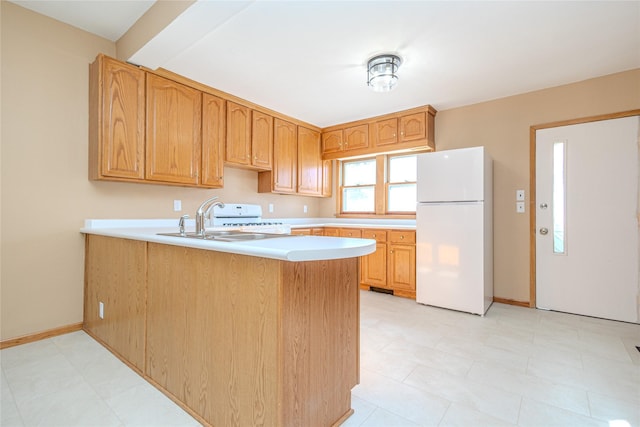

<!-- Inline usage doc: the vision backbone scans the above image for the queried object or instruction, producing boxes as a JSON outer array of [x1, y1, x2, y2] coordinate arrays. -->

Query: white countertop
[[81, 220, 376, 262]]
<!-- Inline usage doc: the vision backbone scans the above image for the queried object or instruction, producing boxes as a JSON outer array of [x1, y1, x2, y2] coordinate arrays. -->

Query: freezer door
[[417, 147, 485, 202], [416, 203, 488, 314]]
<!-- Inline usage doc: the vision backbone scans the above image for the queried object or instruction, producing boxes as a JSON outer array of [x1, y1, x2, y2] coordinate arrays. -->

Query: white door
[[536, 116, 639, 323]]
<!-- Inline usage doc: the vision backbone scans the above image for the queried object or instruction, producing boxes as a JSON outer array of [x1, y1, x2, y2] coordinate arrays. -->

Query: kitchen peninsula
[[81, 220, 375, 427]]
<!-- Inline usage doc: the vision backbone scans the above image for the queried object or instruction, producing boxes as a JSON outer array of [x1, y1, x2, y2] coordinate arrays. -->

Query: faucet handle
[[178, 214, 189, 236]]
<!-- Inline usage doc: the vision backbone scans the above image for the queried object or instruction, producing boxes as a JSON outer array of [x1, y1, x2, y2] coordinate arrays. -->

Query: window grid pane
[[388, 183, 416, 212], [343, 187, 375, 212], [389, 155, 417, 183], [343, 159, 376, 186]]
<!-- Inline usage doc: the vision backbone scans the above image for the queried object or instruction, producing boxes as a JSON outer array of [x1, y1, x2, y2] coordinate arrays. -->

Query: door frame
[[528, 109, 640, 308]]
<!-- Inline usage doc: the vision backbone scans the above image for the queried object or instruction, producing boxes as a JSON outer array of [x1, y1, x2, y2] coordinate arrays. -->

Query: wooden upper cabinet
[[322, 130, 343, 155], [146, 74, 202, 185], [297, 126, 322, 196], [322, 159, 333, 197], [374, 118, 399, 147], [226, 102, 273, 170], [343, 124, 369, 151], [225, 101, 252, 166], [201, 93, 225, 187], [251, 111, 273, 169], [321, 124, 368, 156], [89, 54, 145, 181], [399, 112, 426, 142], [322, 106, 436, 160], [272, 118, 297, 193]]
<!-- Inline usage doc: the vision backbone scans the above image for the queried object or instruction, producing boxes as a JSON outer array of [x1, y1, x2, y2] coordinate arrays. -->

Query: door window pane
[[553, 141, 566, 254]]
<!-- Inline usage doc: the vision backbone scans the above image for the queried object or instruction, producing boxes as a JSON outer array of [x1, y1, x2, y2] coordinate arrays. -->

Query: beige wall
[[2, 2, 639, 340], [0, 3, 322, 340], [431, 70, 640, 302]]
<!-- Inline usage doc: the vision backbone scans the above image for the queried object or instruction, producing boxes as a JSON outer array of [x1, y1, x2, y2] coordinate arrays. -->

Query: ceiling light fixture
[[367, 54, 402, 92]]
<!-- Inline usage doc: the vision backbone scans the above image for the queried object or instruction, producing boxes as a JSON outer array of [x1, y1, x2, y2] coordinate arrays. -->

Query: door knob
[[539, 227, 549, 235]]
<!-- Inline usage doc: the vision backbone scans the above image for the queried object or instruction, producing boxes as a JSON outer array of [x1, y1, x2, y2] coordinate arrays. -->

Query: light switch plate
[[516, 190, 525, 201], [516, 201, 525, 213]]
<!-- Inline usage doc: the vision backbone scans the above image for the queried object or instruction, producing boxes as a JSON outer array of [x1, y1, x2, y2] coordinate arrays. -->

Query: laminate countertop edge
[[81, 224, 376, 262]]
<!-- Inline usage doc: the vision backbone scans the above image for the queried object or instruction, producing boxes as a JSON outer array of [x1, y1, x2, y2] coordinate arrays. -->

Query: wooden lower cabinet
[[84, 235, 359, 427], [360, 229, 416, 299], [291, 227, 324, 236]]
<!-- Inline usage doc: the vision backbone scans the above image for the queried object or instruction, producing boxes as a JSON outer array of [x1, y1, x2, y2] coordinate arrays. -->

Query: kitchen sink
[[157, 231, 291, 242]]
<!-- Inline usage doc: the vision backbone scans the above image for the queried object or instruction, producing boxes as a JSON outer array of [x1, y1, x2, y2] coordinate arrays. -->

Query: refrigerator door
[[416, 202, 489, 315], [417, 147, 485, 202]]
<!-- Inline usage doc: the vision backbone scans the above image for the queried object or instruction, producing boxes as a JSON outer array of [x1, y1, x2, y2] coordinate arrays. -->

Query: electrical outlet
[[268, 203, 274, 213], [516, 190, 525, 201], [99, 301, 104, 319], [516, 202, 525, 213], [303, 205, 308, 213], [173, 200, 182, 212]]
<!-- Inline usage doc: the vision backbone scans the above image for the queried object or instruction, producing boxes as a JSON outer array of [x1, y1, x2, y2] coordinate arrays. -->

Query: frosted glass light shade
[[367, 54, 402, 92]]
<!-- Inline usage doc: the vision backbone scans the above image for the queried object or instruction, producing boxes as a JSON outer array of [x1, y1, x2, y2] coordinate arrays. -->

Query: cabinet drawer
[[362, 229, 387, 242], [388, 230, 415, 244], [339, 228, 362, 238]]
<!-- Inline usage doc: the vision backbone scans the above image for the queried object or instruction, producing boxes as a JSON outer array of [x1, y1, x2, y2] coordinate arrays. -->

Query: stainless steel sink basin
[[157, 231, 291, 242]]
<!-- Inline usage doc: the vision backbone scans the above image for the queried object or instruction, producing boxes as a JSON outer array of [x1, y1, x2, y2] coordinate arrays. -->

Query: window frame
[[337, 153, 417, 218]]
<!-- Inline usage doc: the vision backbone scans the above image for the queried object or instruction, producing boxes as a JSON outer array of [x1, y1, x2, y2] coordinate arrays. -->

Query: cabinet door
[[201, 93, 225, 187], [273, 119, 297, 193], [322, 130, 343, 155], [322, 159, 333, 197], [399, 112, 426, 143], [92, 56, 145, 180], [226, 101, 251, 165], [362, 242, 388, 287], [146, 74, 201, 185], [374, 118, 398, 147], [388, 243, 416, 293], [297, 126, 322, 196], [344, 124, 369, 151], [251, 111, 273, 169]]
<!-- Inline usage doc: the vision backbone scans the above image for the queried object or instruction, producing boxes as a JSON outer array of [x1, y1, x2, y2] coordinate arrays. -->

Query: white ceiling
[[12, 1, 640, 128]]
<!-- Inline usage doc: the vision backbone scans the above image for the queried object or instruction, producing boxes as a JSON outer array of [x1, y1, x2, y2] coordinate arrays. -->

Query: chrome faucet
[[195, 196, 225, 236]]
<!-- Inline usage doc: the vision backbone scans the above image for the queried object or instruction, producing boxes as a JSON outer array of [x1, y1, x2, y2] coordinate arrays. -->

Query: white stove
[[208, 204, 291, 234]]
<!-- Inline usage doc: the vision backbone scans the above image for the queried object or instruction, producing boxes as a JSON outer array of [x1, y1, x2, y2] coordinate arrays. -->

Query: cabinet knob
[[400, 235, 404, 239]]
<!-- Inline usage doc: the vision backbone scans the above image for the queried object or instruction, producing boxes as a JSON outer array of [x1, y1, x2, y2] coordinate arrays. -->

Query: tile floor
[[1, 290, 639, 426]]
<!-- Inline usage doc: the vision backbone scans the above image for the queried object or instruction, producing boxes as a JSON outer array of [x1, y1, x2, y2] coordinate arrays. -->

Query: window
[[341, 158, 376, 213], [339, 154, 417, 216], [387, 154, 417, 213]]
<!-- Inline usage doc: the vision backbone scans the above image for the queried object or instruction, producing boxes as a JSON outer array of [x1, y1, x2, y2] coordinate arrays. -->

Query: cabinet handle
[[400, 235, 404, 239], [390, 250, 394, 254]]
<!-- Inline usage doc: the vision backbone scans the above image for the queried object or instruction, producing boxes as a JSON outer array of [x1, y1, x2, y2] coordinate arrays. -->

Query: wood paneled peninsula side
[[81, 220, 375, 427]]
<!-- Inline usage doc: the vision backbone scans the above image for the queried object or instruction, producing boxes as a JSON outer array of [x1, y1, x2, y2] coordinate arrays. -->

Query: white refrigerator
[[416, 147, 493, 315]]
